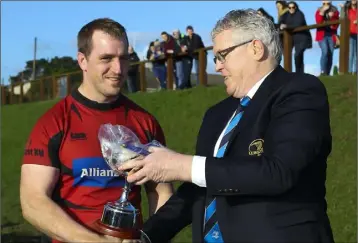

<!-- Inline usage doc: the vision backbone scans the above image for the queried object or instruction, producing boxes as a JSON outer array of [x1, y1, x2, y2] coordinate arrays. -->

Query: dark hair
[[148, 41, 155, 49], [257, 8, 275, 23], [288, 1, 299, 9], [161, 31, 169, 36], [346, 0, 357, 9], [77, 18, 128, 57], [186, 25, 193, 31], [258, 8, 269, 17]]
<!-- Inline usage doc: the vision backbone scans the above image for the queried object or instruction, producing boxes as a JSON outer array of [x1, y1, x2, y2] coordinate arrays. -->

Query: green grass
[[1, 75, 356, 242]]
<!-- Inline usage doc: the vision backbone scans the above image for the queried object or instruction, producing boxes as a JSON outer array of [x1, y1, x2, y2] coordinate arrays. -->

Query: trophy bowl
[[91, 181, 141, 239], [91, 124, 155, 241]]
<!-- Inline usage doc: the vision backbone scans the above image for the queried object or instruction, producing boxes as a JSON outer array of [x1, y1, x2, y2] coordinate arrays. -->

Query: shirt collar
[[244, 68, 274, 100]]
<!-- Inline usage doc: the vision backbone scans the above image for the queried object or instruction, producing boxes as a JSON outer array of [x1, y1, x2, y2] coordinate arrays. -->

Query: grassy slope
[[1, 75, 356, 242]]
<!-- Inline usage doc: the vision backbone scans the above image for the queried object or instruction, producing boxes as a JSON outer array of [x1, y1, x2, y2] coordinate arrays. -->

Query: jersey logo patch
[[73, 157, 125, 188], [71, 132, 87, 141]]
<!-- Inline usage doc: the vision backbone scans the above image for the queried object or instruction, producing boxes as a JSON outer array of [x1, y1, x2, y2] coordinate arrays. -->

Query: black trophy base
[[91, 219, 141, 239]]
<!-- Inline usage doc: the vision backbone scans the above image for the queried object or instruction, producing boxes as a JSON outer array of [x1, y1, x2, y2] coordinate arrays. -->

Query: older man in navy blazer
[[120, 8, 334, 243]]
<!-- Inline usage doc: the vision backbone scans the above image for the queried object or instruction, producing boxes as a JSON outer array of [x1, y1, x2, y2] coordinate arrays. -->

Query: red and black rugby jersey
[[22, 89, 165, 242]]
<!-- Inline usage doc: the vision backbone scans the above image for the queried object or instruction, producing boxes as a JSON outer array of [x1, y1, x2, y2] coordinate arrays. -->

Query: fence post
[[19, 82, 24, 103], [9, 84, 14, 104], [39, 78, 44, 100], [139, 62, 146, 92], [283, 30, 293, 72], [28, 82, 32, 102], [1, 86, 6, 105], [339, 7, 350, 74], [52, 76, 57, 99], [198, 49, 207, 86], [166, 55, 174, 90], [66, 74, 71, 95]]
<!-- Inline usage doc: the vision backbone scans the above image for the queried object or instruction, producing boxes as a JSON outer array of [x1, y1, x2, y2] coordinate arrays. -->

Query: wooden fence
[[1, 8, 351, 106]]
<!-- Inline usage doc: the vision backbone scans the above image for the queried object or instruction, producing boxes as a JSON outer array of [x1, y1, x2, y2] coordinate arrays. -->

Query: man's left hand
[[117, 147, 193, 185]]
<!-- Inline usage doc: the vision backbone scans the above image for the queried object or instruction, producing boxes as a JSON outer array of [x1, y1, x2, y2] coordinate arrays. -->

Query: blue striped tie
[[203, 96, 251, 243]]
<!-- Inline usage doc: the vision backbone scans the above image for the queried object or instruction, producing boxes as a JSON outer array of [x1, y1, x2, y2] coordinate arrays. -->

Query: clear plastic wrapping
[[98, 123, 163, 173]]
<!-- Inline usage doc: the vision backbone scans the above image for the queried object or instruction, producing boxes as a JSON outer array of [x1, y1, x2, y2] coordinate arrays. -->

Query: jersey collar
[[71, 88, 124, 111]]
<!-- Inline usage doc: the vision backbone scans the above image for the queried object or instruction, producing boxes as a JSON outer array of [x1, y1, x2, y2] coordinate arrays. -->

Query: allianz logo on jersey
[[80, 168, 119, 178], [72, 157, 125, 188]]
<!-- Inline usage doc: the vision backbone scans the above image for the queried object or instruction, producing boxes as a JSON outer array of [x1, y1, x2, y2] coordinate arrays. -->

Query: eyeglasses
[[213, 40, 252, 64], [288, 6, 296, 9]]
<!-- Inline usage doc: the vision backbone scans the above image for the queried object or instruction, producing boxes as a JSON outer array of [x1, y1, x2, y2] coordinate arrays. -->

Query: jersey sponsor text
[[80, 168, 120, 178]]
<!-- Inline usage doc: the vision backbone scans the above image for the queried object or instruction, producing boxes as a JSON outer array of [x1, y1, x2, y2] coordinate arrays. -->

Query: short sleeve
[[22, 114, 62, 168]]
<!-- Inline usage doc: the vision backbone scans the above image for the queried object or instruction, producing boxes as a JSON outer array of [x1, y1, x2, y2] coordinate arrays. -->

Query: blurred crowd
[[126, 25, 207, 92], [273, 0, 357, 77], [126, 0, 357, 93]]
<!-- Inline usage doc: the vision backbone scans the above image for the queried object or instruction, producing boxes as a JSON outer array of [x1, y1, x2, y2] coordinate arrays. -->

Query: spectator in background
[[127, 45, 140, 93], [315, 1, 340, 76], [345, 0, 357, 74], [276, 1, 289, 25], [257, 8, 275, 24], [173, 29, 190, 89], [280, 1, 312, 73], [184, 25, 207, 86], [161, 31, 180, 89], [179, 31, 192, 89], [276, 1, 289, 51], [147, 40, 167, 89]]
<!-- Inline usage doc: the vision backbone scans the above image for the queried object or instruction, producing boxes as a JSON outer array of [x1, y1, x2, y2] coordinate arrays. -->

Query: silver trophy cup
[[91, 124, 152, 241], [100, 178, 138, 229]]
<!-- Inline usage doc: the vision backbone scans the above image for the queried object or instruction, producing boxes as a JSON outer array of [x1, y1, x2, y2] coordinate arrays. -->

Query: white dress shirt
[[191, 70, 274, 187]]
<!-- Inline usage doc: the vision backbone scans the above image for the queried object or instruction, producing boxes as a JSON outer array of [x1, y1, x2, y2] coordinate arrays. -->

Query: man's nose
[[111, 58, 122, 74], [215, 60, 224, 72]]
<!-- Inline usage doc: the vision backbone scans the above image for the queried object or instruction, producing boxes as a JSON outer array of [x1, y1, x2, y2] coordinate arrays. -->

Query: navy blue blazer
[[143, 65, 334, 243]]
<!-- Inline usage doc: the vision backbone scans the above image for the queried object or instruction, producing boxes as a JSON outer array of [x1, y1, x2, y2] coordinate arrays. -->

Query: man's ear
[[250, 40, 265, 61], [77, 52, 88, 72]]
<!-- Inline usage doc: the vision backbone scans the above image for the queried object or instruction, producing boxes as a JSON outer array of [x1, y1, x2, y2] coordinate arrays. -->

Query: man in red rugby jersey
[[20, 18, 174, 243]]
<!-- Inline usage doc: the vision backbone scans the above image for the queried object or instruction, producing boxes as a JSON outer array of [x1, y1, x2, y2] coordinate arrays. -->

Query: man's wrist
[[177, 154, 193, 182]]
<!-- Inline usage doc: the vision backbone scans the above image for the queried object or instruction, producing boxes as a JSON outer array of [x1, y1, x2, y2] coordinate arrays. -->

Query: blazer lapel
[[205, 97, 239, 156], [224, 66, 288, 154]]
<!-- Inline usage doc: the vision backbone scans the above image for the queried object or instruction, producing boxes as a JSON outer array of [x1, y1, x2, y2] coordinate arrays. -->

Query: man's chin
[[103, 92, 121, 103], [109, 80, 124, 89], [225, 86, 233, 96], [104, 86, 122, 98]]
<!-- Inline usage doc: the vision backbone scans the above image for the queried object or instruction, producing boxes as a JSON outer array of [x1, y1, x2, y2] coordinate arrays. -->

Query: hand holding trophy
[[91, 124, 163, 243]]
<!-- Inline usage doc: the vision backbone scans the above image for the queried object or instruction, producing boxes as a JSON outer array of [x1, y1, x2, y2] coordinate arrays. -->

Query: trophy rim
[[104, 201, 140, 215]]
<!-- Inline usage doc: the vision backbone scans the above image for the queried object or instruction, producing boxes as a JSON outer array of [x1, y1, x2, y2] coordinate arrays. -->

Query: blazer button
[[234, 189, 240, 192], [218, 189, 223, 193], [228, 189, 233, 192], [223, 189, 228, 192]]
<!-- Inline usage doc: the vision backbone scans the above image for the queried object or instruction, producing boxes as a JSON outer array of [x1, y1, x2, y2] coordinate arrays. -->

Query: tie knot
[[240, 96, 251, 107]]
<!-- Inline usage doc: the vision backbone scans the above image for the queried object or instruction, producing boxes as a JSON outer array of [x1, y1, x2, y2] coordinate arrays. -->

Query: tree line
[[9, 56, 79, 84]]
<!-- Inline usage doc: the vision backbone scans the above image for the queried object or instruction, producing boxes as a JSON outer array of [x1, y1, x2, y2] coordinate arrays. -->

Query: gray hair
[[211, 9, 282, 64]]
